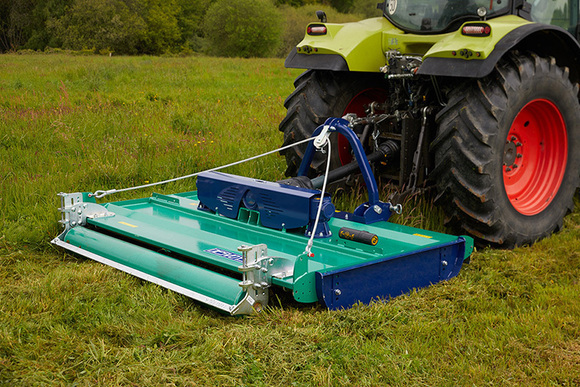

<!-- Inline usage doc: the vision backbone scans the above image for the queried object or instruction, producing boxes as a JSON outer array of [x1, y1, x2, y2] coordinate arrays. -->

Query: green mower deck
[[53, 189, 473, 314]]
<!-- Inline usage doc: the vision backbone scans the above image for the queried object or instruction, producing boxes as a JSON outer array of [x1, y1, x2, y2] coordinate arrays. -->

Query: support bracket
[[57, 192, 115, 234], [231, 244, 294, 315]]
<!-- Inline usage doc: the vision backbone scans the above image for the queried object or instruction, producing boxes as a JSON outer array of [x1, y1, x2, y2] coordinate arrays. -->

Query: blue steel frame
[[315, 237, 468, 310], [297, 117, 395, 224]]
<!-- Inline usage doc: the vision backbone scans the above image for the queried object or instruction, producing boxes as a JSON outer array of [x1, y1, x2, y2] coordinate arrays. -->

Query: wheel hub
[[502, 138, 521, 170]]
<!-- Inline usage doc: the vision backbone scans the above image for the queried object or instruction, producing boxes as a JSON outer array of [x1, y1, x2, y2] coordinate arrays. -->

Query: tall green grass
[[1, 55, 299, 249], [1, 54, 579, 385]]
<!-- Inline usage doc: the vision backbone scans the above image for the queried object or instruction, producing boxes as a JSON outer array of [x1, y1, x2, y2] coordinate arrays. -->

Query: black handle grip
[[338, 227, 379, 246]]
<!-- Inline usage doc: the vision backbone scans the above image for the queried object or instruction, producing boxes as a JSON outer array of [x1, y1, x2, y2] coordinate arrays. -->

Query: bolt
[[511, 136, 517, 141], [334, 289, 342, 296], [513, 164, 518, 169], [517, 153, 523, 158], [516, 142, 522, 147], [373, 205, 383, 214], [506, 167, 512, 172], [442, 260, 448, 267]]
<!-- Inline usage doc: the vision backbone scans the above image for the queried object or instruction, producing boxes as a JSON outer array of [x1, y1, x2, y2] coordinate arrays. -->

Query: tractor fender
[[285, 17, 397, 73], [418, 23, 580, 81]]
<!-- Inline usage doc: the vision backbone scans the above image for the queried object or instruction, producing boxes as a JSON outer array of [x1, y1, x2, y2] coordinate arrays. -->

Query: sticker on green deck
[[205, 248, 243, 263]]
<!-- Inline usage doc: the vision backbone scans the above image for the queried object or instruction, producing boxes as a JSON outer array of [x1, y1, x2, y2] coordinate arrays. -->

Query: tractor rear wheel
[[433, 52, 580, 247], [279, 70, 388, 177]]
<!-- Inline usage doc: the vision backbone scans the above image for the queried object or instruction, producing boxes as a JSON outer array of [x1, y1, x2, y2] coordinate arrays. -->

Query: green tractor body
[[287, 15, 532, 72], [280, 0, 580, 248], [286, 1, 579, 75]]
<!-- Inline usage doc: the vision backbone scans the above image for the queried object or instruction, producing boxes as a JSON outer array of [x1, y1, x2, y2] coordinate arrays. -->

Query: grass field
[[1, 54, 579, 386]]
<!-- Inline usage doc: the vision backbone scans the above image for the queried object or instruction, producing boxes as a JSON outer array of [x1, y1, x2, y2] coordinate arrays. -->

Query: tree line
[[0, 0, 381, 57]]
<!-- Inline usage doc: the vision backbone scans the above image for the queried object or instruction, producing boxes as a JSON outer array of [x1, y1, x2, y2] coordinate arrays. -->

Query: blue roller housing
[[196, 171, 335, 237]]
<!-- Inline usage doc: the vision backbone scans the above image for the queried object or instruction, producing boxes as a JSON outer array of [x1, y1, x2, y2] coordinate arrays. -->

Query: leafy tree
[[275, 0, 319, 6], [203, 0, 283, 58], [0, 0, 35, 51], [176, 0, 212, 51], [0, 0, 12, 51], [328, 0, 355, 13], [0, 0, 73, 52], [0, 0, 382, 55], [47, 0, 146, 54], [136, 0, 182, 54], [25, 0, 73, 50], [350, 0, 384, 18]]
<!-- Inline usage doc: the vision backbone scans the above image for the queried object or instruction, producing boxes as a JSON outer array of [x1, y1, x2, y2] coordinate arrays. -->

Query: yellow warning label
[[413, 233, 432, 239], [119, 221, 138, 228]]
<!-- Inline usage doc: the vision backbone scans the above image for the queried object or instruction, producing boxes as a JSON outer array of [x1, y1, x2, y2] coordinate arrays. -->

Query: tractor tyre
[[279, 70, 388, 177], [432, 52, 580, 248]]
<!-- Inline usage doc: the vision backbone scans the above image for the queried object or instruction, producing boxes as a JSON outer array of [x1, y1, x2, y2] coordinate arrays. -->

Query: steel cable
[[92, 137, 315, 199]]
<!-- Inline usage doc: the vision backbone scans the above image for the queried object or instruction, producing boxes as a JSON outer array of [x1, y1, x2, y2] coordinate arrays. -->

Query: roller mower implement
[[53, 118, 473, 314]]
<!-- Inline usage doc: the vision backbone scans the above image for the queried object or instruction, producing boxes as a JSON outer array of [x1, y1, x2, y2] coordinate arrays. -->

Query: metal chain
[[92, 137, 315, 199]]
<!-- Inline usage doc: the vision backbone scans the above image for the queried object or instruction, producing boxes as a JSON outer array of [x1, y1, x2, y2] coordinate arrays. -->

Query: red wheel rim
[[503, 99, 568, 215], [337, 89, 389, 165]]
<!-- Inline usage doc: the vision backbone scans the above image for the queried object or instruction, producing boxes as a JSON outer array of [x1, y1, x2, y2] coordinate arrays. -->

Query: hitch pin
[[314, 125, 332, 149]]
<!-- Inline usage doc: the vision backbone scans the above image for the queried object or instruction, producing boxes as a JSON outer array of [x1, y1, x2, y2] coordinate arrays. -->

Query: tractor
[[280, 0, 580, 248]]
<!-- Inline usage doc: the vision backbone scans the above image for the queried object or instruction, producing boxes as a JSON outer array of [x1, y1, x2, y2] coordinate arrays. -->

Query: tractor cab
[[381, 0, 579, 36], [382, 0, 510, 33]]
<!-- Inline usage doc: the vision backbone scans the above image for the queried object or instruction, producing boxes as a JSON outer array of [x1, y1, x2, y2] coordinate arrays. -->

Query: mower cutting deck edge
[[52, 118, 473, 314]]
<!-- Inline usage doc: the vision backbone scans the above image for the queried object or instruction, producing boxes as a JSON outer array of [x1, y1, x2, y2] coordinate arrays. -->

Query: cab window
[[530, 0, 579, 33]]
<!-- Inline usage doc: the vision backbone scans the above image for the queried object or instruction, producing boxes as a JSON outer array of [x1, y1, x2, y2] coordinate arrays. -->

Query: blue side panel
[[315, 238, 467, 310]]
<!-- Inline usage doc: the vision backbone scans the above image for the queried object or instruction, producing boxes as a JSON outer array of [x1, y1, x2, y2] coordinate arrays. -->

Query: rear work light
[[307, 24, 327, 36], [462, 23, 491, 37]]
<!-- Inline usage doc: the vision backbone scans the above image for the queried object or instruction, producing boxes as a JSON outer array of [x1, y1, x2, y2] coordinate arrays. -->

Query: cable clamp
[[313, 125, 332, 149]]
